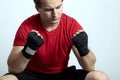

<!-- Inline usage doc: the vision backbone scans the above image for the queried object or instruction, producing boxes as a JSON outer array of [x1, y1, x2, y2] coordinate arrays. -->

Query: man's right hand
[[22, 31, 44, 59]]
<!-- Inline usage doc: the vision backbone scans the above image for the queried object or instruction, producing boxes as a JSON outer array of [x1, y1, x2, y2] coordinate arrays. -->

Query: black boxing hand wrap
[[72, 31, 89, 57], [22, 32, 44, 59]]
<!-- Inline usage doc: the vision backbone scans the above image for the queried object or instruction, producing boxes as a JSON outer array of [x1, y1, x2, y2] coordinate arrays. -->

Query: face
[[37, 0, 63, 24]]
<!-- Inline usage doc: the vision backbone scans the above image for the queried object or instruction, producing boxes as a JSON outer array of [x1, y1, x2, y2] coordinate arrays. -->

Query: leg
[[59, 66, 89, 80], [0, 74, 18, 80], [85, 70, 109, 80]]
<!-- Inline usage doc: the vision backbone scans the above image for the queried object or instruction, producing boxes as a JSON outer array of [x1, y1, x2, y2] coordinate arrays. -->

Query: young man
[[0, 0, 108, 80]]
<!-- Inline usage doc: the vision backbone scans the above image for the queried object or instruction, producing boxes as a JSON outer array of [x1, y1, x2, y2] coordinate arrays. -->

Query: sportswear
[[22, 32, 44, 59], [14, 13, 83, 74], [72, 31, 89, 56], [14, 66, 89, 80]]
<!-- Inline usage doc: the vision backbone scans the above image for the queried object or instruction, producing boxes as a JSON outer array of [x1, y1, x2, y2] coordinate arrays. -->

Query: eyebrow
[[56, 4, 62, 8]]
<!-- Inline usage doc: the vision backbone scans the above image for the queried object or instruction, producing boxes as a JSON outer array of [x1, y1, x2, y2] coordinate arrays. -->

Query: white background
[[0, 0, 120, 79]]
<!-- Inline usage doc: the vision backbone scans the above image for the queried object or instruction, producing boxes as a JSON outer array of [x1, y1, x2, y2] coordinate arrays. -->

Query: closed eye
[[44, 8, 53, 11], [56, 4, 62, 9]]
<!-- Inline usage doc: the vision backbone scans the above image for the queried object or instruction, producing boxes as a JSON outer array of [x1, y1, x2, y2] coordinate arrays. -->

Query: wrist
[[25, 46, 36, 55], [22, 44, 36, 59], [77, 46, 89, 57]]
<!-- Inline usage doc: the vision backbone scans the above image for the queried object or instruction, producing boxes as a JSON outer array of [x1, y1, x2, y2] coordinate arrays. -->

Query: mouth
[[52, 18, 59, 21], [53, 18, 58, 20]]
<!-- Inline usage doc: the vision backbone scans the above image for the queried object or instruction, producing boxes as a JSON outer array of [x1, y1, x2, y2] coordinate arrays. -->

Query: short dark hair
[[33, 0, 41, 7], [33, 0, 63, 8]]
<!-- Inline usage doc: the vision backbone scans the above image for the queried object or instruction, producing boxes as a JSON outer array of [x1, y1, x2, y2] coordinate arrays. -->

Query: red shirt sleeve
[[13, 21, 31, 46]]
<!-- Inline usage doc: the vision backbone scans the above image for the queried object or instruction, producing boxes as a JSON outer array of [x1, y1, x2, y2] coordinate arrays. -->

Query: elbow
[[8, 67, 18, 74], [8, 63, 24, 74], [8, 65, 24, 74], [7, 60, 24, 74], [81, 61, 96, 72], [84, 64, 95, 71], [8, 63, 17, 74]]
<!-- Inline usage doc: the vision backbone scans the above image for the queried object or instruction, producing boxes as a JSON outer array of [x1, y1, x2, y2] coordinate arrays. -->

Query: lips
[[51, 18, 58, 21]]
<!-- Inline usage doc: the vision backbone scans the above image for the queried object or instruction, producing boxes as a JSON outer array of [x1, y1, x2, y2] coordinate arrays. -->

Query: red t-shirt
[[14, 13, 83, 74]]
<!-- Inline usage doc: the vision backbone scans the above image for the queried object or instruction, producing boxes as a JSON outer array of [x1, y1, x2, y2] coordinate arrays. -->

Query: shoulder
[[23, 14, 40, 25], [61, 13, 80, 27], [18, 14, 40, 31], [16, 13, 40, 36], [61, 13, 82, 28], [61, 13, 76, 21], [60, 13, 83, 38]]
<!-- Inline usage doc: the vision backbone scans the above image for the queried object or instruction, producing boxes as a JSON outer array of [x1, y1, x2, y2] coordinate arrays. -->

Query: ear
[[35, 5, 41, 14], [35, 5, 39, 11]]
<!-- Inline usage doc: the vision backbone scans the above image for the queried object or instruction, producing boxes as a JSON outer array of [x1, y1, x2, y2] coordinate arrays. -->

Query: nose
[[52, 9, 57, 18]]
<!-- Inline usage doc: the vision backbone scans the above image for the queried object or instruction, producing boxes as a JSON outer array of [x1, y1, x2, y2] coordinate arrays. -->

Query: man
[[0, 0, 108, 80]]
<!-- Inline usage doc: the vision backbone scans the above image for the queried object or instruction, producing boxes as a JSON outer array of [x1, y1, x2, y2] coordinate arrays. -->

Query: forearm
[[7, 46, 30, 74], [72, 46, 96, 71], [72, 31, 96, 71], [7, 31, 44, 73], [78, 50, 96, 71]]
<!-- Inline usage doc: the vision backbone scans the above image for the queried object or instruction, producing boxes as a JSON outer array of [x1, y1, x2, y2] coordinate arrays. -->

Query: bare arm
[[7, 46, 30, 74], [71, 30, 96, 71], [72, 46, 96, 71], [7, 31, 44, 74]]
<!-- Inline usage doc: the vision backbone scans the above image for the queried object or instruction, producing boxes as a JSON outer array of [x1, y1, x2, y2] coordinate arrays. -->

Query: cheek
[[41, 12, 51, 17], [38, 10, 51, 17], [58, 7, 63, 15], [45, 13, 52, 19]]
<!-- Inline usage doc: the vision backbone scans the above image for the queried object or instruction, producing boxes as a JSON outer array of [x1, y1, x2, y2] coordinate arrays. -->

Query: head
[[33, 0, 63, 24]]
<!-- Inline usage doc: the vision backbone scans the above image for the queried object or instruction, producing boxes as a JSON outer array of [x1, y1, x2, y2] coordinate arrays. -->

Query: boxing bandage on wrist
[[22, 45, 36, 59], [22, 32, 44, 59], [72, 31, 89, 57]]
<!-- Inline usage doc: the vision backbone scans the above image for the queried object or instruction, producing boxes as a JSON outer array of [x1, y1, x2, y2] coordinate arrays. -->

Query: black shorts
[[14, 66, 89, 80]]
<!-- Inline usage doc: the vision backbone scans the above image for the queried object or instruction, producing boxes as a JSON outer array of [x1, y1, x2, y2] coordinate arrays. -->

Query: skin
[[36, 0, 63, 31], [0, 0, 109, 80], [7, 0, 63, 74]]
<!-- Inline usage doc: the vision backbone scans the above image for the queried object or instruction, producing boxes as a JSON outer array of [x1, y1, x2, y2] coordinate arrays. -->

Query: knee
[[85, 70, 109, 80], [0, 74, 18, 80]]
